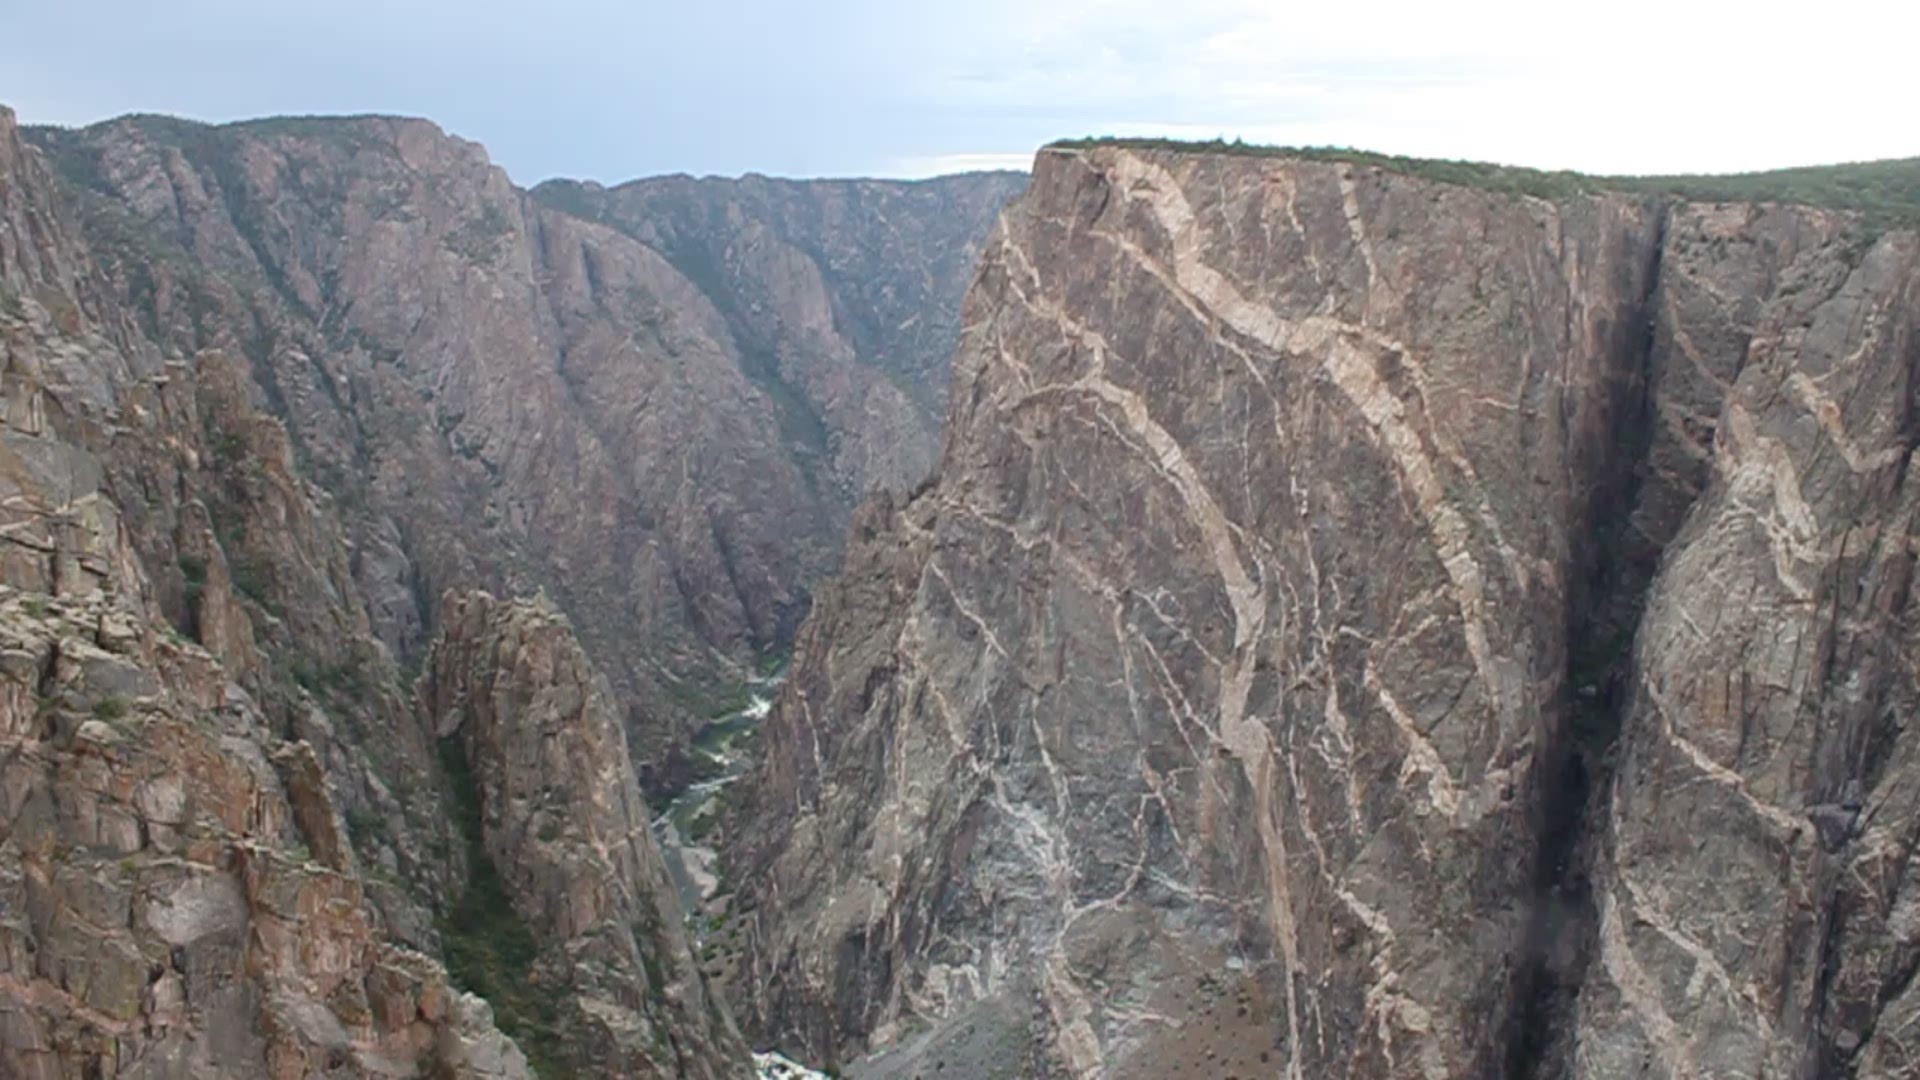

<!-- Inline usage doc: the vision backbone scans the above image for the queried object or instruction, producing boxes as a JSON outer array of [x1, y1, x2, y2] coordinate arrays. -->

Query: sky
[[3, 0, 1914, 185]]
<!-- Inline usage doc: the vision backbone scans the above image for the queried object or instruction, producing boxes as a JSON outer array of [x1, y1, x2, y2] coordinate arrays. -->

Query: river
[[652, 672, 781, 933]]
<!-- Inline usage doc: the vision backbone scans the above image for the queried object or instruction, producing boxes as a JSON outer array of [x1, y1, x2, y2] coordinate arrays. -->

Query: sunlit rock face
[[0, 102, 535, 1080], [735, 143, 1920, 1078]]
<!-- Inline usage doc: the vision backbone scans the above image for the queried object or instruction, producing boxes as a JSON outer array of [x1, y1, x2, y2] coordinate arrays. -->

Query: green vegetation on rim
[[1049, 138, 1920, 228]]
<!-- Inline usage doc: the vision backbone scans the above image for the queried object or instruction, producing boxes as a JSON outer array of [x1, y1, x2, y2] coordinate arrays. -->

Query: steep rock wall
[[1572, 208, 1920, 1078], [536, 170, 1025, 501], [26, 114, 1023, 786], [0, 104, 533, 1079], [736, 144, 1920, 1079], [422, 590, 753, 1078]]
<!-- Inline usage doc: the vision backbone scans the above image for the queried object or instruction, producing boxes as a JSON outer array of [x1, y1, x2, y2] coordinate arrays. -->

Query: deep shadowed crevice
[[1504, 204, 1673, 1079]]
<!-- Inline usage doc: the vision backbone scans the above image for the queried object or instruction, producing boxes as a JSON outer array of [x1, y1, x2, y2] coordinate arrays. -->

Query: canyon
[[0, 101, 1010, 1079], [5, 96, 1919, 1080], [25, 111, 1021, 789]]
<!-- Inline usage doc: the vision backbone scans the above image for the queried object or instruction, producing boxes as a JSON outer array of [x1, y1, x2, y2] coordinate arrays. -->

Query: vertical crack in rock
[[1506, 205, 1672, 1080], [735, 146, 1920, 1080]]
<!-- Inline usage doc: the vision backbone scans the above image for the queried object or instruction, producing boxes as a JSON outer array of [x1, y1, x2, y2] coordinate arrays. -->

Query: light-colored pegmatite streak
[[1713, 402, 1827, 604], [1364, 663, 1463, 821], [1641, 681, 1803, 836], [993, 220, 1307, 1078], [1784, 370, 1908, 475], [1089, 149, 1513, 740], [1595, 881, 1694, 1077], [1590, 865, 1787, 1079], [981, 148, 1566, 1077], [1339, 172, 1380, 306]]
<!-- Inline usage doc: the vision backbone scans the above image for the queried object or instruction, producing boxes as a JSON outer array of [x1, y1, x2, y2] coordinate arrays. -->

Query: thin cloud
[[908, 0, 1920, 175]]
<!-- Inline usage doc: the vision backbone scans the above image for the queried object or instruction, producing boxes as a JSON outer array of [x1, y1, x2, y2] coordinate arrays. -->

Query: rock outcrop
[[0, 103, 532, 1078], [0, 587, 531, 1080], [421, 589, 753, 1078], [25, 114, 1022, 787], [735, 143, 1920, 1079]]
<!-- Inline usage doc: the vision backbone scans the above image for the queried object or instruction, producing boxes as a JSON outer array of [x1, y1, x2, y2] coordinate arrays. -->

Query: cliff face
[[1575, 205, 1920, 1076], [536, 171, 1026, 501], [737, 144, 1920, 1078], [422, 591, 751, 1077], [0, 587, 532, 1080], [0, 103, 533, 1079], [24, 115, 1023, 786]]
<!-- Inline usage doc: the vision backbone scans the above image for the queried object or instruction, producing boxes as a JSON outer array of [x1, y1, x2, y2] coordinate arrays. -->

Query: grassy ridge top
[[1048, 138, 1920, 228]]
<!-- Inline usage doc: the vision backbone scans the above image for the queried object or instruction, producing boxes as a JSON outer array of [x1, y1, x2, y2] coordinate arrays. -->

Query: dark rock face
[[24, 114, 1023, 786], [422, 590, 753, 1078], [737, 145, 1920, 1078]]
